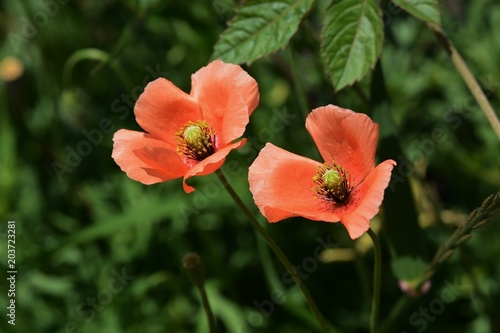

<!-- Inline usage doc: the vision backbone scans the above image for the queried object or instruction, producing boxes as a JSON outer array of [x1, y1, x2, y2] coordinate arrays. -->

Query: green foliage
[[391, 256, 428, 283], [1, 0, 500, 332], [370, 61, 429, 280], [392, 0, 441, 26], [321, 0, 383, 91], [424, 191, 500, 281], [212, 0, 315, 64]]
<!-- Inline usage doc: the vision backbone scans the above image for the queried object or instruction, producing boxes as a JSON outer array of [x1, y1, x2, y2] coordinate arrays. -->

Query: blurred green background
[[0, 0, 499, 332]]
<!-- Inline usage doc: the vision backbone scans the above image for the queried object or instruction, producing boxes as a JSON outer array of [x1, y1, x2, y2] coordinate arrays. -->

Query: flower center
[[175, 120, 216, 162], [312, 163, 354, 204]]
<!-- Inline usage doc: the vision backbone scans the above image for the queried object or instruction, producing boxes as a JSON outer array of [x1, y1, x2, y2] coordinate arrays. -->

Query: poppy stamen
[[176, 120, 216, 162], [312, 163, 354, 204]]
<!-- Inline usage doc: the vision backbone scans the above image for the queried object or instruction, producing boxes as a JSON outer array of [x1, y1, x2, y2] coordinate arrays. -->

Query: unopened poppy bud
[[182, 252, 205, 288]]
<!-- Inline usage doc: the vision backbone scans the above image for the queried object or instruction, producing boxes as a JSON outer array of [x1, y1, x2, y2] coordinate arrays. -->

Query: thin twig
[[431, 25, 500, 141]]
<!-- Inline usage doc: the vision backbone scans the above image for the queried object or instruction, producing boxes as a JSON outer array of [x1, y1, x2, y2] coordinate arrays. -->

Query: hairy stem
[[215, 169, 331, 333], [198, 284, 216, 333], [432, 26, 500, 141], [367, 228, 382, 333]]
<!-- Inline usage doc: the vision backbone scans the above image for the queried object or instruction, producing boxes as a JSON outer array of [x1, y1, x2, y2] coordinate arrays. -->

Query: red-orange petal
[[134, 78, 202, 145], [182, 139, 247, 193], [338, 160, 397, 239], [112, 129, 189, 184], [191, 60, 259, 146], [306, 105, 379, 187], [248, 143, 342, 223]]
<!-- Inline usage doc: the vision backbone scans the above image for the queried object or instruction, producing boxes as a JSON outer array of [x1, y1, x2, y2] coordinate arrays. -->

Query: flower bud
[[399, 280, 431, 298], [182, 252, 205, 288]]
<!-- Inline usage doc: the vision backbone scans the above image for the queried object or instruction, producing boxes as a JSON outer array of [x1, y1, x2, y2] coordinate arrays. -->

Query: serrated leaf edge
[[213, 0, 315, 65], [320, 0, 384, 92]]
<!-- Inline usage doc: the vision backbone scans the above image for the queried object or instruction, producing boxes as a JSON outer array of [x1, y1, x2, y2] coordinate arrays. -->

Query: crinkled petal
[[112, 129, 189, 184], [182, 139, 247, 193], [306, 105, 379, 186], [339, 160, 397, 239], [134, 78, 202, 145], [192, 60, 259, 115], [248, 143, 342, 223], [191, 60, 259, 146]]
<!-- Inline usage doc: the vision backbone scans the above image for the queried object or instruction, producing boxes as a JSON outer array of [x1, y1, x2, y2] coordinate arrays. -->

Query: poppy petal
[[191, 60, 259, 146], [249, 143, 342, 223], [340, 159, 397, 239], [182, 139, 247, 193], [306, 105, 379, 186], [134, 78, 202, 145], [112, 129, 189, 184]]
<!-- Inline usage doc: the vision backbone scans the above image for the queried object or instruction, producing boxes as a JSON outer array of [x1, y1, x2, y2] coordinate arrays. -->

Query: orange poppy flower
[[112, 60, 259, 193], [248, 105, 396, 239]]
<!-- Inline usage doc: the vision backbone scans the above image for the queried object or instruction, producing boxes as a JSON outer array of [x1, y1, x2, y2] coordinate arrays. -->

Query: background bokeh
[[1, 0, 499, 332]]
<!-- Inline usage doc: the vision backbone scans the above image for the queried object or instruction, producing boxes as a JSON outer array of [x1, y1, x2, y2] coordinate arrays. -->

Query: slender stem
[[460, 249, 500, 332], [198, 285, 216, 333], [379, 295, 414, 333], [381, 191, 500, 333], [432, 26, 500, 141], [349, 239, 371, 303], [62, 48, 133, 91], [215, 169, 331, 333], [367, 228, 382, 333], [284, 47, 310, 119]]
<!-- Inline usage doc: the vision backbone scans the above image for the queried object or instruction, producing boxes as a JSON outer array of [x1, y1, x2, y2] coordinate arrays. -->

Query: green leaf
[[391, 256, 428, 282], [202, 282, 254, 333], [212, 0, 315, 64], [29, 273, 73, 296], [321, 0, 383, 91], [391, 0, 441, 26]]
